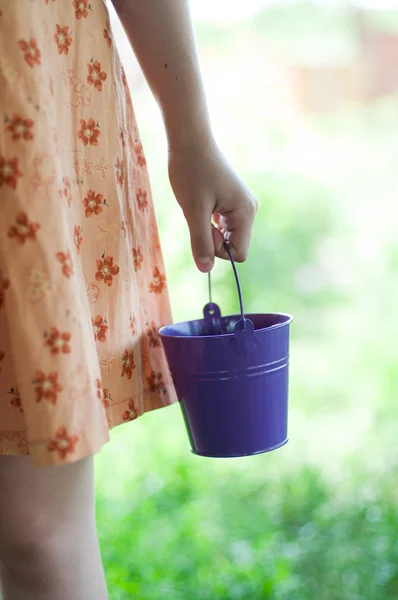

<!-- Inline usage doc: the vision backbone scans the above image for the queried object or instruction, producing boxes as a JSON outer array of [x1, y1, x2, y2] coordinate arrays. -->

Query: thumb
[[184, 203, 215, 273]]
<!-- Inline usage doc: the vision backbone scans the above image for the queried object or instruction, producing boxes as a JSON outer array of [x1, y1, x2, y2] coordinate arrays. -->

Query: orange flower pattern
[[6, 114, 34, 141], [45, 327, 72, 355], [95, 255, 119, 286], [18, 38, 41, 68], [74, 225, 83, 254], [78, 118, 100, 147], [146, 321, 161, 349], [92, 314, 108, 342], [48, 426, 78, 459], [147, 371, 166, 394], [54, 25, 72, 55], [8, 212, 40, 245], [149, 267, 166, 294], [87, 60, 107, 91], [103, 20, 112, 47], [10, 388, 23, 415], [73, 0, 89, 20], [56, 250, 74, 279], [0, 0, 175, 468], [34, 371, 62, 404], [134, 143, 146, 167], [129, 315, 137, 336], [115, 156, 124, 188], [0, 156, 23, 189], [59, 176, 72, 206], [83, 189, 105, 217], [122, 398, 137, 422], [102, 387, 111, 410], [121, 349, 135, 379], [132, 246, 143, 271], [0, 272, 10, 311], [136, 188, 148, 212]]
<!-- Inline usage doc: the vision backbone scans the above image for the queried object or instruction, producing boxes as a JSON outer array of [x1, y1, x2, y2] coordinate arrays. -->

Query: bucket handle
[[206, 242, 258, 355], [209, 241, 246, 329]]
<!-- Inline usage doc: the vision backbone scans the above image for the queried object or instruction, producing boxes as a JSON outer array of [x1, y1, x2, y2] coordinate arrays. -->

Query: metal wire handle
[[208, 241, 246, 328]]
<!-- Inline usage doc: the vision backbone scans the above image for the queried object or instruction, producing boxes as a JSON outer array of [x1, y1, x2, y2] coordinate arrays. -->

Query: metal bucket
[[159, 243, 292, 458]]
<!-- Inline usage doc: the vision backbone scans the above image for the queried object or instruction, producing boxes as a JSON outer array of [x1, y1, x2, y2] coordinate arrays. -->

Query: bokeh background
[[96, 1, 398, 598]]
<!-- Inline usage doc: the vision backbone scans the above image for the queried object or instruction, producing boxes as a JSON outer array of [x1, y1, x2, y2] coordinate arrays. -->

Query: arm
[[111, 0, 211, 149], [111, 0, 257, 271]]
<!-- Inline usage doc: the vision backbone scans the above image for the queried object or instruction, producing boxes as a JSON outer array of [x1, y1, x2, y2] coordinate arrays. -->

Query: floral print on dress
[[87, 60, 107, 91], [146, 321, 161, 348], [122, 398, 137, 422], [136, 188, 148, 212], [74, 225, 83, 254], [8, 212, 40, 245], [48, 426, 79, 459], [103, 20, 112, 47], [132, 246, 143, 271], [78, 118, 100, 146], [0, 156, 23, 189], [0, 272, 10, 311], [92, 314, 108, 342], [34, 371, 62, 404], [83, 189, 106, 217], [31, 153, 56, 194], [115, 156, 124, 188], [6, 114, 34, 141], [121, 349, 135, 379], [9, 387, 23, 414], [56, 250, 74, 279], [100, 352, 116, 373], [27, 269, 56, 304], [0, 0, 176, 468], [54, 25, 73, 55], [147, 371, 166, 394], [102, 387, 111, 409], [95, 156, 110, 179], [134, 142, 146, 167], [95, 255, 119, 286], [59, 176, 72, 206], [73, 0, 90, 20], [129, 315, 137, 336], [121, 66, 127, 87], [18, 38, 41, 68], [45, 327, 72, 355], [149, 267, 166, 294]]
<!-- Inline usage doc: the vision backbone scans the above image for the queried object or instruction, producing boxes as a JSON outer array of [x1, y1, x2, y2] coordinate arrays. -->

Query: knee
[[0, 516, 69, 591]]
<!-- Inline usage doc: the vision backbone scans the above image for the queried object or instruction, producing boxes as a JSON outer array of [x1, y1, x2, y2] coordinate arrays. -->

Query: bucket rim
[[158, 312, 293, 340]]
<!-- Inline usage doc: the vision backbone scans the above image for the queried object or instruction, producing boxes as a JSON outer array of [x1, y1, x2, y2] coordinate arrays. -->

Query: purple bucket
[[159, 243, 292, 458]]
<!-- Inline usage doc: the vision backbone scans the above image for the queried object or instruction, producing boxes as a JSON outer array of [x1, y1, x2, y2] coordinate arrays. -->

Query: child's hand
[[168, 137, 258, 273]]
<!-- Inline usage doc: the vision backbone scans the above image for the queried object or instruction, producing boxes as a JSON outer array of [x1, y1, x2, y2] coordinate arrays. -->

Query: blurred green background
[[97, 1, 398, 598]]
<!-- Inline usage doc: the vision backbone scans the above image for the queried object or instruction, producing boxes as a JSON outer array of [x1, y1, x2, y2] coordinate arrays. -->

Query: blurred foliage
[[96, 2, 398, 599]]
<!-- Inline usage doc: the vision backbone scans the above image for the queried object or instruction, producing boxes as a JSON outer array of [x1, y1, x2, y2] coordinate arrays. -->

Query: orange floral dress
[[0, 0, 177, 467]]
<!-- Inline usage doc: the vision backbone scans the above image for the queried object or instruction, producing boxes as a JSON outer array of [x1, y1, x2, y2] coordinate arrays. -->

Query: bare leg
[[0, 455, 108, 600]]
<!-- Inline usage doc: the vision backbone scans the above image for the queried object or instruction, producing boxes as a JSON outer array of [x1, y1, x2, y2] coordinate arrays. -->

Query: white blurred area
[[190, 0, 398, 19], [110, 0, 398, 24]]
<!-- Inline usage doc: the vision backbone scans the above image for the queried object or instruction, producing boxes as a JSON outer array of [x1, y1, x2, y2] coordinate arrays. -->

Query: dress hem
[[0, 390, 178, 468]]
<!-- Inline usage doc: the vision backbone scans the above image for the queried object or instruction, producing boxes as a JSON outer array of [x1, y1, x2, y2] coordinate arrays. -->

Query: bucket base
[[190, 438, 288, 459]]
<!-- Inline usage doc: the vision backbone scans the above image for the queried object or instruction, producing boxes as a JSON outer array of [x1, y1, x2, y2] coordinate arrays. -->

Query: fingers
[[183, 202, 215, 272], [213, 204, 257, 263], [183, 192, 257, 272], [224, 215, 255, 262]]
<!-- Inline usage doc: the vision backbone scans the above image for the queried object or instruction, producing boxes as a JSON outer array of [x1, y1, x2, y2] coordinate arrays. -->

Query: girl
[[0, 0, 257, 597]]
